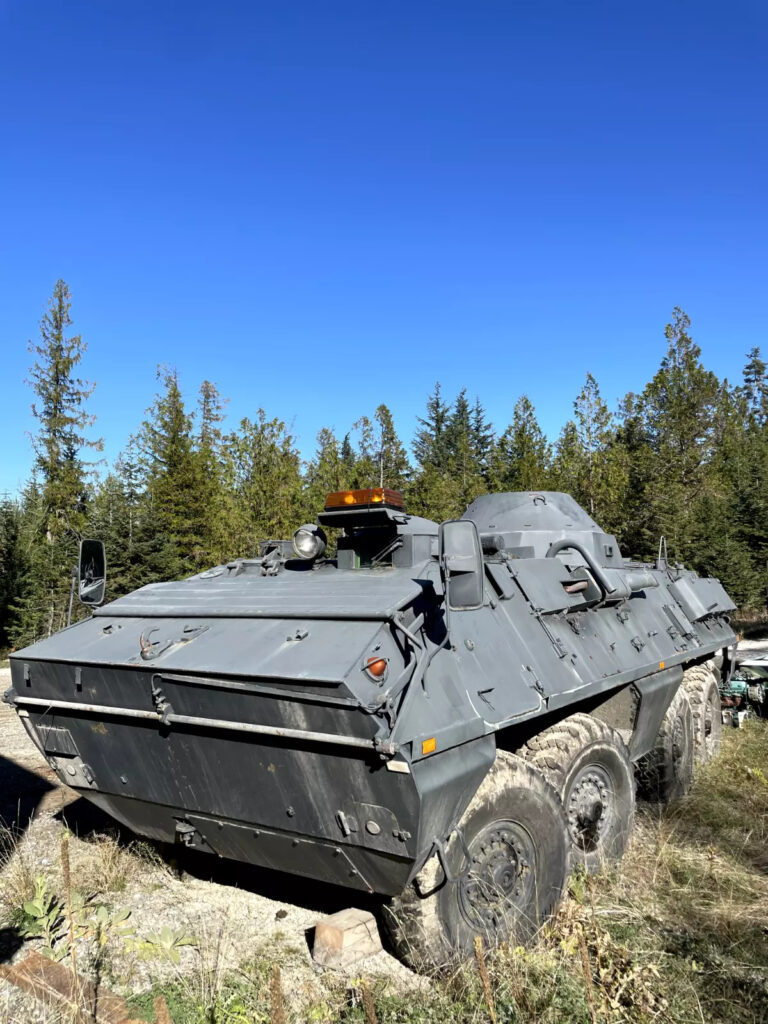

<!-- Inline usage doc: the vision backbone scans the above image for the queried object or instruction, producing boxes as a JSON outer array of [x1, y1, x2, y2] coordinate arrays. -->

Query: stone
[[312, 907, 382, 968]]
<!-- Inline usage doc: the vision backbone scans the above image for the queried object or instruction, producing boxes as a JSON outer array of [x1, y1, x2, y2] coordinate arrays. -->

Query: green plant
[[80, 903, 135, 949], [130, 925, 198, 964], [19, 875, 67, 960]]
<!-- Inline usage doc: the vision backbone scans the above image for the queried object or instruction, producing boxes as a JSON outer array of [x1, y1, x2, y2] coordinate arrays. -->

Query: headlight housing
[[292, 524, 327, 560]]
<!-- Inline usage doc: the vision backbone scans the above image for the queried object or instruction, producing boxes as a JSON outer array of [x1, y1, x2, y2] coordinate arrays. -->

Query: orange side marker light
[[422, 737, 437, 756], [365, 657, 388, 678]]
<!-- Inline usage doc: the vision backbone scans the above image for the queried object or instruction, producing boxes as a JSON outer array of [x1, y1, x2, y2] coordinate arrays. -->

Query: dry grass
[[0, 823, 37, 915]]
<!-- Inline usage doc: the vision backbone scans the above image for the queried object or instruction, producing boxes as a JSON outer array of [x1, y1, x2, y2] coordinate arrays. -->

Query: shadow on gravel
[[0, 926, 25, 965], [57, 795, 384, 919], [0, 754, 56, 838]]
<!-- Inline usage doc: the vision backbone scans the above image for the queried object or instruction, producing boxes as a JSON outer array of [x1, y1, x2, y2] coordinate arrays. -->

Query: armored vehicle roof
[[462, 491, 622, 564], [464, 492, 598, 532]]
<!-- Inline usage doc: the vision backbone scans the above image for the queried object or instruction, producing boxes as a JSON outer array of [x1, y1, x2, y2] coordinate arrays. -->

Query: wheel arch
[[496, 665, 684, 763]]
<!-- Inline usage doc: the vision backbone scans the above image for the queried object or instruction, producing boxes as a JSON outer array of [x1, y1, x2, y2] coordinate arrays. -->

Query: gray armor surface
[[5, 490, 736, 963]]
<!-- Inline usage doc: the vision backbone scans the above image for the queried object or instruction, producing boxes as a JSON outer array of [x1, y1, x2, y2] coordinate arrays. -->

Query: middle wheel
[[519, 713, 636, 874]]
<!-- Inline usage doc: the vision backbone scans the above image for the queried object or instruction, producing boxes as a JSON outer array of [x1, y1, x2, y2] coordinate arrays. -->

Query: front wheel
[[382, 752, 569, 971]]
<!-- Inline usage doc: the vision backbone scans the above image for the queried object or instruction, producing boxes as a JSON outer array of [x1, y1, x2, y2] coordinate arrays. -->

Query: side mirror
[[78, 539, 106, 607], [439, 519, 484, 611]]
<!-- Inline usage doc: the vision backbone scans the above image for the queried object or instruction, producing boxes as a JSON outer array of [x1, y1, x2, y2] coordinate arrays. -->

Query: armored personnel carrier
[[5, 490, 736, 967]]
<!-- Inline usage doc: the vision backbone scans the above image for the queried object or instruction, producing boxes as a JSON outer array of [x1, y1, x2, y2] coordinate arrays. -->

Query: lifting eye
[[364, 657, 388, 680]]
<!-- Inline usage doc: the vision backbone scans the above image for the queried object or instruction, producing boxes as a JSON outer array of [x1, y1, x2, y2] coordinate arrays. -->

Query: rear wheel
[[636, 687, 695, 802], [683, 664, 722, 764], [519, 713, 635, 874], [382, 752, 568, 971]]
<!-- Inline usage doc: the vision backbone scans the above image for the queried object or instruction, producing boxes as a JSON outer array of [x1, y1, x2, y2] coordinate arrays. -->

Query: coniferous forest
[[1, 280, 766, 652]]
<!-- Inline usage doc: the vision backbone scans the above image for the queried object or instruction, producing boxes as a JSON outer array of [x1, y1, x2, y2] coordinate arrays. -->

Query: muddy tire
[[683, 664, 722, 764], [381, 752, 568, 971], [518, 713, 635, 874], [636, 687, 695, 802]]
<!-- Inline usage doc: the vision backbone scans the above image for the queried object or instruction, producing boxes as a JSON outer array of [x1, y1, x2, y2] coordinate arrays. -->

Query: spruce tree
[[136, 366, 208, 576], [0, 498, 24, 650], [491, 396, 551, 491], [305, 428, 347, 512], [413, 383, 450, 470], [13, 281, 102, 643], [373, 405, 410, 490], [571, 373, 629, 533], [636, 308, 719, 563], [220, 410, 304, 554]]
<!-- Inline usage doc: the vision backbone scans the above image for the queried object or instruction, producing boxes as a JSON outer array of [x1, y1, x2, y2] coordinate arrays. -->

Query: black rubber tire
[[381, 752, 568, 971], [636, 687, 695, 802], [518, 713, 635, 874], [683, 664, 722, 764]]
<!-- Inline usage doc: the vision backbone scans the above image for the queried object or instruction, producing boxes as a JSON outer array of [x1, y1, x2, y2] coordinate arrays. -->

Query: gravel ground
[[0, 666, 425, 1020]]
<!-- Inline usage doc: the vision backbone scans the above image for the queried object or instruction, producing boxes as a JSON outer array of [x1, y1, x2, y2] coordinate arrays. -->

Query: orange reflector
[[365, 657, 388, 678], [422, 737, 437, 755], [659, 661, 665, 670], [325, 488, 405, 510]]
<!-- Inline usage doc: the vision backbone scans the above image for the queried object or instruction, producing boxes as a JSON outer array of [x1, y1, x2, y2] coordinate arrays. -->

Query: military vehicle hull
[[6, 491, 738, 964]]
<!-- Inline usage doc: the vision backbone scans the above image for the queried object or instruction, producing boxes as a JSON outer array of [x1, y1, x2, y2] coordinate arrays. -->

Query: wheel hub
[[457, 823, 535, 937], [566, 765, 613, 852]]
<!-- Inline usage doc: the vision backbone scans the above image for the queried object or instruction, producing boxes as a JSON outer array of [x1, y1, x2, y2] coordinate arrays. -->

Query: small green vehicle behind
[[721, 652, 767, 721]]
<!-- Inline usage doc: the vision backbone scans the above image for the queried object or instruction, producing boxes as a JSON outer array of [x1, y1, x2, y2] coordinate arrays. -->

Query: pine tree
[[13, 281, 102, 642], [636, 308, 719, 563], [305, 428, 347, 512], [470, 399, 494, 481], [571, 373, 629, 533], [741, 347, 768, 425], [135, 366, 208, 576], [195, 380, 227, 562], [491, 396, 551, 491], [0, 498, 24, 650], [413, 383, 450, 470], [551, 420, 583, 499], [220, 410, 304, 554], [373, 405, 410, 490]]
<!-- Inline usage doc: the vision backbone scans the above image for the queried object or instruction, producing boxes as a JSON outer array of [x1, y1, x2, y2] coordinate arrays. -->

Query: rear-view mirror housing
[[78, 539, 106, 607], [438, 519, 484, 611]]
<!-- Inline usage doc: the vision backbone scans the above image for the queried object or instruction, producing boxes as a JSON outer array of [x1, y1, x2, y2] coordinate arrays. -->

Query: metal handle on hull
[[545, 538, 616, 598], [7, 694, 398, 756], [546, 539, 659, 602]]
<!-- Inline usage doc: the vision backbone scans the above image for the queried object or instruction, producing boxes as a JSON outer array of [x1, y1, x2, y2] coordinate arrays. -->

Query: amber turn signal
[[365, 657, 388, 679], [324, 488, 404, 510]]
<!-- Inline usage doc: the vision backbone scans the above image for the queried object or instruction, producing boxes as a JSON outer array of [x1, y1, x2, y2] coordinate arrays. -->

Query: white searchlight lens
[[292, 524, 327, 560]]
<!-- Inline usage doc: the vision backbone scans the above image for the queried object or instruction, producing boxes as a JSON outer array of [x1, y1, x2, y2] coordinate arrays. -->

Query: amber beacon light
[[324, 488, 405, 510]]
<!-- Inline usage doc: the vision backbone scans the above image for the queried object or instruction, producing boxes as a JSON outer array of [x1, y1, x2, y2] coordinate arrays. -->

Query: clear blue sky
[[1, 1, 766, 496]]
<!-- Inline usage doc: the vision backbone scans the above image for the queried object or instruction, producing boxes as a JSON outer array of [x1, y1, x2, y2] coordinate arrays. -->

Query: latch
[[631, 636, 645, 652], [336, 811, 359, 837], [150, 677, 174, 724], [552, 637, 568, 659]]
